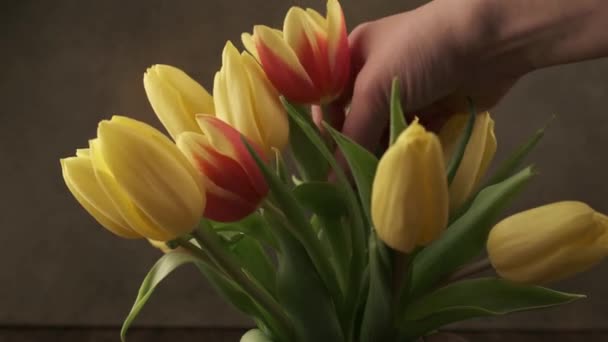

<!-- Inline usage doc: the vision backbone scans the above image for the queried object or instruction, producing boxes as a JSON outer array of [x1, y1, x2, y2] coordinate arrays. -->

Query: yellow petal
[[241, 52, 289, 151], [306, 8, 327, 29], [326, 0, 347, 71], [487, 201, 608, 284], [214, 42, 264, 147], [61, 156, 140, 238], [372, 120, 449, 252], [440, 112, 497, 212], [96, 116, 205, 240], [253, 25, 313, 86], [144, 65, 214, 140], [284, 7, 326, 62], [241, 32, 260, 61], [89, 138, 171, 241]]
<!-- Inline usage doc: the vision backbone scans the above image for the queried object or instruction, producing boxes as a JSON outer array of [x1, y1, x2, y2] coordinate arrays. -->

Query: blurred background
[[2, 0, 608, 341]]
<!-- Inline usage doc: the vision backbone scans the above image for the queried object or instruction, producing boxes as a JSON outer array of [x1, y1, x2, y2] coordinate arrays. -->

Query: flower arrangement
[[60, 1, 608, 341]]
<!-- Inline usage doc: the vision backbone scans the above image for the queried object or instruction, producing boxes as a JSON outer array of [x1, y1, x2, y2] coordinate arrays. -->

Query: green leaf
[[324, 124, 379, 224], [446, 98, 476, 185], [283, 104, 368, 276], [273, 148, 292, 186], [399, 278, 584, 340], [359, 233, 394, 341], [284, 100, 329, 181], [389, 77, 407, 144], [213, 213, 278, 249], [243, 137, 343, 301], [121, 251, 259, 341], [449, 120, 550, 224], [293, 181, 349, 218], [406, 167, 536, 301], [264, 205, 345, 342], [229, 235, 276, 297], [485, 117, 552, 186]]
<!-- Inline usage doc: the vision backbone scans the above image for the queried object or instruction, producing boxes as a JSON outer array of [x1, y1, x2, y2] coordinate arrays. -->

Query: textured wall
[[1, 0, 607, 330]]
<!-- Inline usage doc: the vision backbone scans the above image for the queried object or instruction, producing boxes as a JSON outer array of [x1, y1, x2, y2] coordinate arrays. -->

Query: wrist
[[473, 0, 608, 72]]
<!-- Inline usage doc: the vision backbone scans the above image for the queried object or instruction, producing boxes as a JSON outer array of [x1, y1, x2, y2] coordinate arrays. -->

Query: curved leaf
[[446, 98, 476, 185], [264, 209, 345, 342], [243, 137, 343, 302], [359, 233, 394, 341], [121, 251, 260, 341], [389, 77, 407, 145], [213, 213, 278, 249], [406, 167, 536, 301], [399, 278, 584, 340], [293, 181, 349, 218], [325, 124, 379, 224]]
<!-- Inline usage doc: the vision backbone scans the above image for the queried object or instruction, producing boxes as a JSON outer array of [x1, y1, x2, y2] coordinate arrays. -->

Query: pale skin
[[320, 0, 608, 152]]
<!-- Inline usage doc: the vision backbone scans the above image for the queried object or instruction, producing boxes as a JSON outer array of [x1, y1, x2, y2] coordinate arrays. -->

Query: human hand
[[318, 0, 523, 152]]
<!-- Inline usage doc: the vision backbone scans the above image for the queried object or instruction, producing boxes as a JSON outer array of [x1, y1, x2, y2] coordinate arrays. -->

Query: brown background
[[1, 0, 608, 334]]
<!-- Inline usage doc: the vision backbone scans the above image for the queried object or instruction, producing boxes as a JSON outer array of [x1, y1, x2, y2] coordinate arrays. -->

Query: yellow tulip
[[487, 201, 608, 284], [61, 116, 206, 241], [143, 64, 214, 140], [440, 112, 497, 212], [213, 41, 288, 153], [61, 149, 140, 239], [371, 120, 449, 252]]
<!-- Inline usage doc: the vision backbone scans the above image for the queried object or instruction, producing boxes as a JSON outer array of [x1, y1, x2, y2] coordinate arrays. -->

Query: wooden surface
[[1, 328, 607, 342]]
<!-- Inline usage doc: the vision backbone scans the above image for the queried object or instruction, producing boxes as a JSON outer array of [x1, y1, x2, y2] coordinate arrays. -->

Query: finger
[[340, 66, 388, 153]]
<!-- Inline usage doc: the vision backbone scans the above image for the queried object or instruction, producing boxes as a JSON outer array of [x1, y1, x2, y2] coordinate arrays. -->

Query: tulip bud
[[144, 64, 215, 140], [440, 112, 497, 212], [371, 120, 449, 252], [61, 149, 141, 239], [487, 201, 608, 284], [214, 42, 289, 153], [62, 116, 206, 241], [242, 0, 349, 104], [177, 115, 268, 222]]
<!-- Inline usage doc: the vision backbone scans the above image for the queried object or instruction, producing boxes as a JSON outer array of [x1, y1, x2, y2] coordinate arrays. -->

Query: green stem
[[186, 223, 293, 341]]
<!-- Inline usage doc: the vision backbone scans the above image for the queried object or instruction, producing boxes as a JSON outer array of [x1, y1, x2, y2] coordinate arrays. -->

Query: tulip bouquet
[[61, 1, 608, 341]]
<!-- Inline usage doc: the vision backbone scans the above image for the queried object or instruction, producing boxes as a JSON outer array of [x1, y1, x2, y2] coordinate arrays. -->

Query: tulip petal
[[442, 112, 497, 211], [241, 52, 289, 151], [253, 25, 318, 103], [488, 201, 608, 284], [89, 139, 172, 241], [97, 117, 204, 240], [215, 42, 265, 147], [326, 0, 350, 96], [241, 32, 260, 61], [143, 65, 213, 140], [306, 8, 328, 29], [372, 121, 448, 252], [61, 156, 140, 238], [177, 132, 260, 222], [284, 7, 331, 97], [176, 132, 262, 205], [195, 115, 268, 198]]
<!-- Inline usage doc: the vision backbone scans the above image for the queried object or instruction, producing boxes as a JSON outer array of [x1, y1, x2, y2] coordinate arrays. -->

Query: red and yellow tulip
[[177, 116, 268, 222], [242, 0, 350, 104]]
